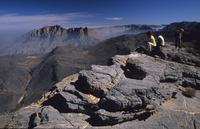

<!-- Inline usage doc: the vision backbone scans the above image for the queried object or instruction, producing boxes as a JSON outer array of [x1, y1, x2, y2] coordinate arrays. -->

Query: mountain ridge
[[8, 24, 156, 55]]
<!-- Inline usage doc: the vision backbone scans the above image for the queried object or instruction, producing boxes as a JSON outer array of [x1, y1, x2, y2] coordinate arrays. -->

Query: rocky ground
[[4, 44, 200, 129]]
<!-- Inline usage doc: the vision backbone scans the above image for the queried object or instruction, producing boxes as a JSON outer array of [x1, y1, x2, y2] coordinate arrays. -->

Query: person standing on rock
[[175, 28, 184, 49], [146, 31, 156, 52]]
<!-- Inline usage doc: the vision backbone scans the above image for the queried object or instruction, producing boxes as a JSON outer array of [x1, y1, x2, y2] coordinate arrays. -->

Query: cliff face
[[9, 24, 155, 55], [12, 25, 95, 55], [28, 25, 89, 40]]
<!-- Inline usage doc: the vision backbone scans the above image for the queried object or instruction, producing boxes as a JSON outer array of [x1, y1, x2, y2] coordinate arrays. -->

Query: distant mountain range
[[1, 22, 200, 56], [8, 24, 161, 55]]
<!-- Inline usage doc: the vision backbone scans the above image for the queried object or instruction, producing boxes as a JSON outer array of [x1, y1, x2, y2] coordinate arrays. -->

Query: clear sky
[[0, 0, 200, 30]]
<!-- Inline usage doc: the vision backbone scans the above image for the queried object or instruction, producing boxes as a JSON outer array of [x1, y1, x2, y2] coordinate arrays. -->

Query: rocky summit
[[5, 44, 200, 129]]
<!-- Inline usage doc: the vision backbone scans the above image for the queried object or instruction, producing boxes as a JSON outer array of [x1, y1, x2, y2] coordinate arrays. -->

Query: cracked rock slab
[[43, 84, 99, 113], [76, 65, 125, 97], [98, 78, 163, 112], [122, 53, 200, 89]]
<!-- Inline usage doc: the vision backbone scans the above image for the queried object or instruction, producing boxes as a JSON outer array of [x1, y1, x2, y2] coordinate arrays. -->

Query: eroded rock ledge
[[7, 51, 200, 129]]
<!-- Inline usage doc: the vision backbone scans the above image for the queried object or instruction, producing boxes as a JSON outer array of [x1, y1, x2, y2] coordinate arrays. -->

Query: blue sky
[[0, 0, 200, 30]]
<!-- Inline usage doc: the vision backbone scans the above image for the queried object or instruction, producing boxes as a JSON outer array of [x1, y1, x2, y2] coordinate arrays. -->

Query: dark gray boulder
[[29, 106, 74, 128], [5, 106, 38, 128], [98, 78, 163, 112], [6, 105, 91, 129], [96, 80, 176, 125], [76, 65, 125, 97], [43, 84, 100, 113], [122, 53, 200, 89], [89, 109, 137, 126]]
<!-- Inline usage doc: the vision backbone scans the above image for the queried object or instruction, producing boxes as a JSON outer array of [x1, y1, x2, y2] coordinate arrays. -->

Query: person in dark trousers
[[175, 28, 184, 49], [152, 33, 165, 59], [156, 33, 165, 51]]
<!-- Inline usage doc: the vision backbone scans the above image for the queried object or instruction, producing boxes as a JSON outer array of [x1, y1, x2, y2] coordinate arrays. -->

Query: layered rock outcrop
[[6, 48, 200, 129]]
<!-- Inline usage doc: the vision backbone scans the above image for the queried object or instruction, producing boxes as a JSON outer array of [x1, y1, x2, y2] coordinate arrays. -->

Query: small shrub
[[182, 87, 196, 98], [181, 42, 187, 48]]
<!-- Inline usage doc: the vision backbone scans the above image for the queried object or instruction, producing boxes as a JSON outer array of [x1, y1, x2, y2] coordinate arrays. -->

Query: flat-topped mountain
[[25, 25, 89, 40], [8, 24, 156, 55], [11, 25, 96, 55]]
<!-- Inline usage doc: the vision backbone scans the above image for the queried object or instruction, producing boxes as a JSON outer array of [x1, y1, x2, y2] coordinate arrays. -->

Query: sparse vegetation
[[181, 42, 187, 48], [182, 87, 196, 98]]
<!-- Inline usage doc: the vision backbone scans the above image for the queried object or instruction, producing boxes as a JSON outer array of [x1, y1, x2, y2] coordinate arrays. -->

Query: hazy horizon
[[0, 0, 200, 42], [0, 0, 199, 30]]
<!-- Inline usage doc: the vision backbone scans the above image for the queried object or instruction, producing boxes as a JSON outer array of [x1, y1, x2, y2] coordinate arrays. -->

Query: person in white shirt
[[152, 33, 165, 59], [158, 35, 165, 47]]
